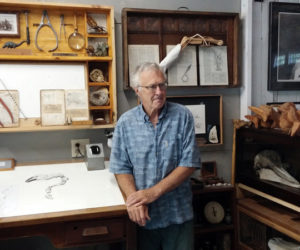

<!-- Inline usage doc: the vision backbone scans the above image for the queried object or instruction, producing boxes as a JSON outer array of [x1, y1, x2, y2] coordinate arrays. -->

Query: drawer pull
[[82, 226, 109, 236]]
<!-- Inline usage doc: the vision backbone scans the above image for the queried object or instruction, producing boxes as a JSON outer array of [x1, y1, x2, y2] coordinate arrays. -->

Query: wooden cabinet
[[192, 185, 236, 250], [64, 218, 126, 246], [122, 8, 239, 89], [0, 0, 116, 132], [233, 126, 300, 249]]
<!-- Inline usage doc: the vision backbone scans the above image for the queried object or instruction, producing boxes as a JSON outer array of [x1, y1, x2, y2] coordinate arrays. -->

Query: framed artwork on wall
[[268, 2, 300, 90], [0, 12, 20, 37], [167, 95, 223, 146]]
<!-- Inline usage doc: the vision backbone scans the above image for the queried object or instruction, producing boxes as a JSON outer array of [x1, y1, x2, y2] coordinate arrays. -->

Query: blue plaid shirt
[[109, 102, 201, 229]]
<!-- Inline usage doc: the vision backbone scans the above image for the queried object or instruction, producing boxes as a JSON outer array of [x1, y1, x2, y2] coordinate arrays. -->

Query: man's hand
[[126, 188, 158, 207], [127, 204, 151, 227]]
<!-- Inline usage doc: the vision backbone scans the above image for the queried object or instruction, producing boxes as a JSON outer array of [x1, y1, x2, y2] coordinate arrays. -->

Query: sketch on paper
[[199, 46, 228, 86], [65, 89, 89, 122], [25, 173, 69, 200], [166, 45, 197, 86], [40, 89, 65, 126], [185, 104, 206, 134], [128, 44, 160, 86]]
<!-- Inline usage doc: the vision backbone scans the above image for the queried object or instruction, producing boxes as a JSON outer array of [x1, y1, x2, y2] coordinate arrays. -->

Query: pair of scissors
[[35, 10, 58, 52]]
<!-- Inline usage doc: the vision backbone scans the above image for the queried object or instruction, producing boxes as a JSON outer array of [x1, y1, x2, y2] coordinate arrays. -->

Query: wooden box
[[122, 8, 239, 89]]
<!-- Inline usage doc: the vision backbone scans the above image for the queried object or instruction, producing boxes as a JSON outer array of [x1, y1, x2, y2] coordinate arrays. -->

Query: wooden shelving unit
[[192, 185, 236, 249], [0, 0, 116, 132], [233, 126, 300, 248]]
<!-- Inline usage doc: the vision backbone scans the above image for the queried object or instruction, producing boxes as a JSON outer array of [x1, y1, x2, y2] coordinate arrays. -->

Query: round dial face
[[204, 201, 225, 224]]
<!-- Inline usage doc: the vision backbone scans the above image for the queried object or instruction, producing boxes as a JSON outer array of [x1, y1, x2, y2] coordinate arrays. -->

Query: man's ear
[[134, 87, 139, 96]]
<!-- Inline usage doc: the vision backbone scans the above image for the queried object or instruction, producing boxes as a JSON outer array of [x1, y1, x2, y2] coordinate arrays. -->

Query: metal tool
[[24, 10, 30, 45], [59, 14, 66, 40], [35, 10, 58, 52], [68, 14, 85, 51]]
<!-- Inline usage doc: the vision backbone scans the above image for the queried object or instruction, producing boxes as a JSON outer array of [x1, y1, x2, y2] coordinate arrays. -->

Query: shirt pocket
[[162, 133, 182, 165]]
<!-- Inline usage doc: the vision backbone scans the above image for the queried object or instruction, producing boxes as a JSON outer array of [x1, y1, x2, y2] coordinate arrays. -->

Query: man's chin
[[153, 99, 164, 108]]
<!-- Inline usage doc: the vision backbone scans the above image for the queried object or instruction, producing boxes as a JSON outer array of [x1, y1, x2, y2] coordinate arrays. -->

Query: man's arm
[[115, 173, 150, 226], [126, 166, 196, 207]]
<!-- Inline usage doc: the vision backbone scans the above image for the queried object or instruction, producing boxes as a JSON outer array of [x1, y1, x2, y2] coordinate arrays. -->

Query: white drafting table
[[0, 162, 125, 218], [0, 162, 134, 249]]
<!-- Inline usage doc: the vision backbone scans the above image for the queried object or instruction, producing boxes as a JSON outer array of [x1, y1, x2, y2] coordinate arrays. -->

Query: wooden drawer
[[65, 218, 125, 245]]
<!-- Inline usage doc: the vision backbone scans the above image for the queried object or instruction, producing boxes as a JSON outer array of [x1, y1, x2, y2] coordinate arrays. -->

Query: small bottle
[[224, 208, 232, 224]]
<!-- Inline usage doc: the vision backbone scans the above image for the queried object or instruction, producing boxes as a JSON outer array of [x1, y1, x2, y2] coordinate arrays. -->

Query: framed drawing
[[0, 12, 20, 37], [199, 46, 228, 86], [201, 161, 217, 179], [40, 89, 66, 126], [166, 45, 198, 86], [268, 2, 300, 90], [65, 89, 89, 122], [128, 44, 160, 87], [167, 95, 223, 146]]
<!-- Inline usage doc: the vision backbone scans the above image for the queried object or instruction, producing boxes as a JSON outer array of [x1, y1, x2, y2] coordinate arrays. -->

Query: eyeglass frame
[[138, 82, 168, 92]]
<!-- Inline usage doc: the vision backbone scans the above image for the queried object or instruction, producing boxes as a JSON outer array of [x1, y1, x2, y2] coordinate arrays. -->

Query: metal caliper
[[35, 10, 58, 52]]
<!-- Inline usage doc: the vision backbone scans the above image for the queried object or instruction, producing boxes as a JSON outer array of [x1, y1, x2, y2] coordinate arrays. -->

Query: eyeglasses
[[138, 82, 168, 92]]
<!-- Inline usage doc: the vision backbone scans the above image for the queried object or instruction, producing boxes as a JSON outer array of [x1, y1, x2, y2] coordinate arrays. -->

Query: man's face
[[135, 69, 167, 115]]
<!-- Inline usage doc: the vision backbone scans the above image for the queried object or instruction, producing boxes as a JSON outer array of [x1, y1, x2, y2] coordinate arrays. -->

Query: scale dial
[[204, 201, 225, 224]]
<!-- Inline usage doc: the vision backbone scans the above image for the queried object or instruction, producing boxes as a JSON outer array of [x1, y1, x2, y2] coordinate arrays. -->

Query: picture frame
[[199, 46, 229, 86], [201, 161, 217, 179], [0, 12, 20, 37], [166, 45, 198, 86], [167, 95, 223, 146], [0, 158, 15, 171], [40, 89, 66, 126], [268, 2, 300, 90]]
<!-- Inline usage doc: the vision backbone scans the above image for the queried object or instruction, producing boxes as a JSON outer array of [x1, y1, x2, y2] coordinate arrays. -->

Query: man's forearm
[[114, 173, 137, 199], [126, 166, 196, 206], [152, 166, 196, 198]]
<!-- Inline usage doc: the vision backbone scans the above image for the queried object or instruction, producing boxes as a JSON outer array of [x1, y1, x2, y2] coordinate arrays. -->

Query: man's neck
[[144, 106, 161, 126]]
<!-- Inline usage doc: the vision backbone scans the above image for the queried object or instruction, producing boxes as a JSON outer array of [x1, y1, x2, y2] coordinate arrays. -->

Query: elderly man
[[109, 62, 201, 250]]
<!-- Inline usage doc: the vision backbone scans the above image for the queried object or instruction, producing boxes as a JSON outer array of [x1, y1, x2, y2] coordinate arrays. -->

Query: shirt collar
[[137, 102, 168, 123]]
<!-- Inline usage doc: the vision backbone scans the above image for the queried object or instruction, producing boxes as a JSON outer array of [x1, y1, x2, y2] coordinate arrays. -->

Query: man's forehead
[[140, 69, 165, 82]]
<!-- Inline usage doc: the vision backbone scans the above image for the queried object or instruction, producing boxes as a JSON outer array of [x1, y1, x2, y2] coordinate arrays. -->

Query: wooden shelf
[[0, 1, 117, 130], [0, 54, 113, 62], [0, 118, 115, 133], [238, 197, 300, 242], [193, 184, 236, 249], [88, 82, 110, 86], [192, 185, 234, 195], [194, 223, 234, 234]]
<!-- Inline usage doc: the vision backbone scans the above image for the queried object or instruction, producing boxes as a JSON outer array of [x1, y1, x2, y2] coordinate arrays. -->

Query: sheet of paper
[[65, 89, 89, 121], [185, 104, 206, 134], [128, 44, 159, 86], [40, 89, 65, 126], [166, 45, 197, 86], [199, 46, 229, 86]]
